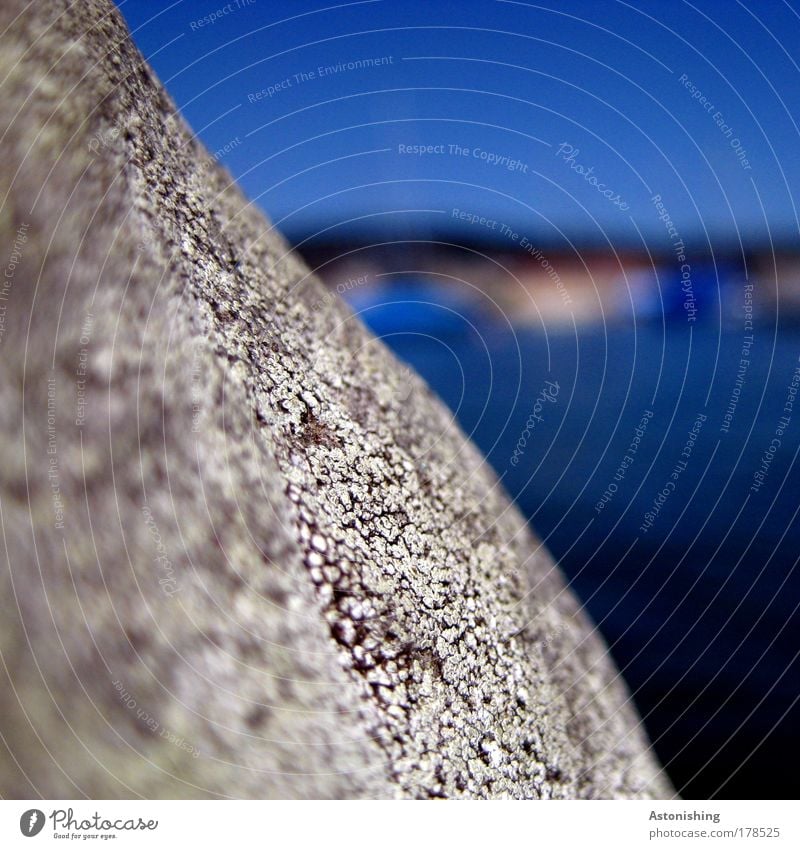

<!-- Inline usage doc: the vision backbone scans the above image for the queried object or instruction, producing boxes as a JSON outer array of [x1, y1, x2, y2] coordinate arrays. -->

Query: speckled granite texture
[[0, 0, 671, 799]]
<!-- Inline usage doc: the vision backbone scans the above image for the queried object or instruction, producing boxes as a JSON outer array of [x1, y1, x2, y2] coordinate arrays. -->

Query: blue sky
[[117, 0, 800, 249]]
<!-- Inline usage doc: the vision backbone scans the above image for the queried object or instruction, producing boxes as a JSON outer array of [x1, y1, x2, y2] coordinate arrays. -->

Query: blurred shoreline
[[298, 237, 800, 330]]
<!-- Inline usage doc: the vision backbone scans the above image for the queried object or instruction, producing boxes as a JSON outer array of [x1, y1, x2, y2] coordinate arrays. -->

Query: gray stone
[[0, 0, 671, 798]]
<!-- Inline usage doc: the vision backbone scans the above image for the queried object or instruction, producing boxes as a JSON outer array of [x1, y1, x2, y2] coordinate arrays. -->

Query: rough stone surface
[[0, 0, 672, 799]]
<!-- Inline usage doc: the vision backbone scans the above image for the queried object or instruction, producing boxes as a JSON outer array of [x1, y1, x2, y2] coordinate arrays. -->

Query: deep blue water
[[354, 291, 800, 798]]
